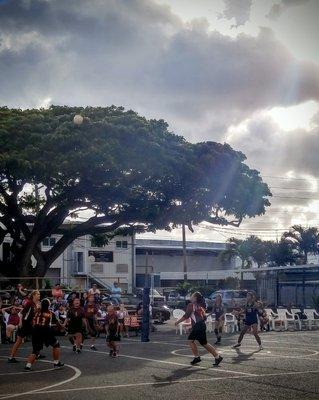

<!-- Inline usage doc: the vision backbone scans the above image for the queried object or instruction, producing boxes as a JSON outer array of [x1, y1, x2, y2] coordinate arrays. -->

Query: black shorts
[[68, 323, 83, 335], [188, 321, 207, 346], [244, 319, 258, 327], [32, 326, 59, 355], [17, 323, 32, 338], [87, 318, 97, 337], [107, 330, 121, 342]]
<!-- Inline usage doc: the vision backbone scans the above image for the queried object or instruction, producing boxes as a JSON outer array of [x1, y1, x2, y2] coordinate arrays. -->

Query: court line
[[171, 348, 319, 360], [0, 368, 55, 376], [60, 345, 256, 376], [6, 368, 319, 396], [124, 337, 319, 349], [0, 357, 81, 400]]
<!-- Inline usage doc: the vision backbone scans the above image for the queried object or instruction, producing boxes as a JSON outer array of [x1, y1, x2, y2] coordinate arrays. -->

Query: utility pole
[[182, 224, 187, 281]]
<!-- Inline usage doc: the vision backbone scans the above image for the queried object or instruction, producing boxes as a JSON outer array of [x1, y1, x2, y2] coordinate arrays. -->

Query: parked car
[[121, 294, 171, 323], [206, 290, 248, 311]]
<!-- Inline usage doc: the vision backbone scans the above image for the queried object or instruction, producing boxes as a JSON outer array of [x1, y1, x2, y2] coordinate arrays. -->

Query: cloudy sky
[[1, 0, 318, 242]]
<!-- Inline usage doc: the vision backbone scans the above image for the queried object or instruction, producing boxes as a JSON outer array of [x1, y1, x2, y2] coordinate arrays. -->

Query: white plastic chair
[[291, 308, 311, 330], [173, 308, 191, 335], [265, 308, 276, 331], [206, 314, 214, 333], [268, 309, 286, 331], [224, 313, 237, 333], [277, 308, 301, 331], [303, 309, 319, 329]]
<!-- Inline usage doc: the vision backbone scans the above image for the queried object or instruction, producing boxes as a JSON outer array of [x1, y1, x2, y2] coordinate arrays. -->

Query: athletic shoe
[[190, 357, 201, 365], [76, 348, 81, 354], [54, 362, 64, 368], [111, 351, 117, 358], [8, 357, 19, 363], [213, 356, 223, 367], [259, 345, 264, 351], [233, 343, 241, 348], [36, 354, 46, 359], [90, 345, 97, 351], [24, 365, 31, 371]]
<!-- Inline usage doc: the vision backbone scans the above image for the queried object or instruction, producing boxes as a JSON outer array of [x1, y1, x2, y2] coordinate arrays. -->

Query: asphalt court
[[0, 327, 319, 400]]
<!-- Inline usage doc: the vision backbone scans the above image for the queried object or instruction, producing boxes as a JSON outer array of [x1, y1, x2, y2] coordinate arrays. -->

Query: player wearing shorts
[[66, 298, 86, 354], [25, 298, 64, 371], [212, 294, 225, 345], [175, 292, 223, 367], [117, 304, 129, 338], [106, 305, 120, 357], [8, 290, 41, 363], [84, 294, 99, 350], [233, 292, 263, 350]]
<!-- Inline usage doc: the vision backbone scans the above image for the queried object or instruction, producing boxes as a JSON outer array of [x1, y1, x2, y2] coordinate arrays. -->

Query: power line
[[262, 175, 319, 182]]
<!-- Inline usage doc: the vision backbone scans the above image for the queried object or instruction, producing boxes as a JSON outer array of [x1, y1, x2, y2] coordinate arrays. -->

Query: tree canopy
[[0, 105, 271, 277]]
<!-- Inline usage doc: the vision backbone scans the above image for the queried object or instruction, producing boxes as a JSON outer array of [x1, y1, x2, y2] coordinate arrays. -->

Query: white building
[[1, 230, 257, 292]]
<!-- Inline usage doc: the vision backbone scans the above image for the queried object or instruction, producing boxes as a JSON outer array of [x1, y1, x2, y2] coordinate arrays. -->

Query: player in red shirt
[[25, 298, 64, 371], [175, 292, 223, 367]]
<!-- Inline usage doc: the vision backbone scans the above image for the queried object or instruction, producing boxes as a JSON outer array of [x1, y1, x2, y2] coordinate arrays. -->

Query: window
[[88, 250, 113, 262], [116, 264, 128, 273], [116, 240, 128, 249], [91, 264, 104, 274], [42, 237, 56, 247], [77, 252, 84, 273]]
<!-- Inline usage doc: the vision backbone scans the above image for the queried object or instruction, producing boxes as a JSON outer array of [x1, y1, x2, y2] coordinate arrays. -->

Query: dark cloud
[[228, 112, 319, 177], [266, 0, 310, 20], [218, 0, 253, 27], [0, 0, 318, 143]]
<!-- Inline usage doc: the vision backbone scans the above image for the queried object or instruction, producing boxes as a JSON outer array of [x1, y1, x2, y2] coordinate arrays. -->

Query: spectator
[[15, 284, 27, 304], [2, 305, 22, 342], [88, 284, 100, 297], [52, 284, 64, 300], [110, 282, 122, 305]]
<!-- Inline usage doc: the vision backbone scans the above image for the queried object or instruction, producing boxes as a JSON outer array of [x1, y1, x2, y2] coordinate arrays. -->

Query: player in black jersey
[[25, 298, 64, 371], [212, 294, 225, 345], [66, 297, 86, 353], [233, 292, 263, 350]]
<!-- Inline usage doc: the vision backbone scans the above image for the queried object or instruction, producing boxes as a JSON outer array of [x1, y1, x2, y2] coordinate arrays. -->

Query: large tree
[[0, 106, 271, 278]]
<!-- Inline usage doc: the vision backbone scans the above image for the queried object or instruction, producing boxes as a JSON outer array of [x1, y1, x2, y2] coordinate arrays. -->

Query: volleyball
[[73, 114, 84, 125]]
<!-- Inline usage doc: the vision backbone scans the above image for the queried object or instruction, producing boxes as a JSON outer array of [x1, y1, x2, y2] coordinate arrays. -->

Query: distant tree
[[282, 225, 319, 263], [267, 240, 296, 267], [245, 235, 269, 267], [220, 238, 253, 284], [0, 106, 271, 278]]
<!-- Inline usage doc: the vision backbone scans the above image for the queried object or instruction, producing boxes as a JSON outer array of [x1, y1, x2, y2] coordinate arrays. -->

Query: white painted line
[[61, 345, 256, 377], [6, 369, 319, 396], [0, 357, 81, 400], [0, 368, 55, 376], [171, 348, 319, 360]]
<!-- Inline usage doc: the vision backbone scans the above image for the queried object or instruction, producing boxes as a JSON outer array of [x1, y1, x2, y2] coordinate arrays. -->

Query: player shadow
[[151, 366, 201, 387], [229, 348, 261, 364]]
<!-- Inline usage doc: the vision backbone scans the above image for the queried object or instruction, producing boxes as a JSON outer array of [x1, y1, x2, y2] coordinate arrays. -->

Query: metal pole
[[131, 228, 136, 292], [145, 250, 149, 287], [182, 224, 187, 281], [141, 250, 150, 342], [302, 268, 306, 307]]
